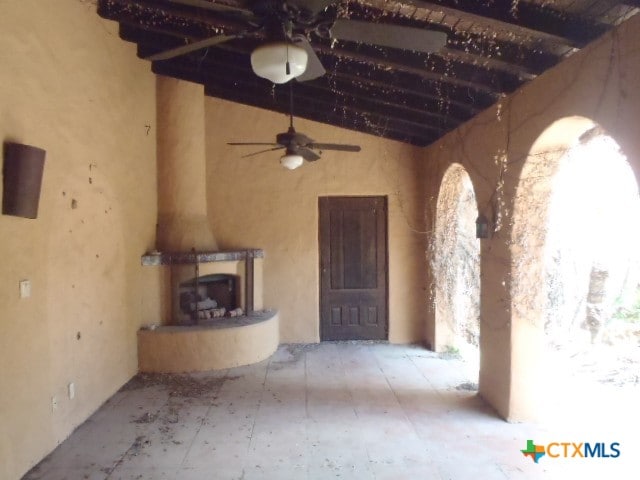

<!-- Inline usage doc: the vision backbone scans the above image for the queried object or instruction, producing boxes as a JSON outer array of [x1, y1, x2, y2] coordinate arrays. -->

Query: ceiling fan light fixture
[[280, 153, 304, 170], [251, 41, 308, 84]]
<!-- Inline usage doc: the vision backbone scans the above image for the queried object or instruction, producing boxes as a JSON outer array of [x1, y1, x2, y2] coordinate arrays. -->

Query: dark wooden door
[[319, 196, 388, 341]]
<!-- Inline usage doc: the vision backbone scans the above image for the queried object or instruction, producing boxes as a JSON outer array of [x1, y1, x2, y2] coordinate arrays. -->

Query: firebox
[[178, 274, 240, 323]]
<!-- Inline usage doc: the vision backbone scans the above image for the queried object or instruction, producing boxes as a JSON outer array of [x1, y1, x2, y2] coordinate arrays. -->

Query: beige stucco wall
[[421, 16, 640, 421], [0, 2, 158, 479], [204, 99, 426, 343]]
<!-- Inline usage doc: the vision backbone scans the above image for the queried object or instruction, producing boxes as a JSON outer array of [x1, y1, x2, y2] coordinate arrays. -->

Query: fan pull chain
[[286, 43, 291, 75]]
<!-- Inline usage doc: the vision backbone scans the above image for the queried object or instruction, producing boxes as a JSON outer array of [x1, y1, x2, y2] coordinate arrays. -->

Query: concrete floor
[[24, 343, 638, 480]]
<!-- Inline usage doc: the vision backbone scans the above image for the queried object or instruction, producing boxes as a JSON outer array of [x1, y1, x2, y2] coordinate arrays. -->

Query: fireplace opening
[[178, 274, 241, 323]]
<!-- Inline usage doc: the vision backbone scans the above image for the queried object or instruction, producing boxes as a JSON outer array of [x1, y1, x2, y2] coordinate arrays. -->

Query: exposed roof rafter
[[97, 0, 638, 148], [387, 0, 609, 47], [152, 60, 445, 145]]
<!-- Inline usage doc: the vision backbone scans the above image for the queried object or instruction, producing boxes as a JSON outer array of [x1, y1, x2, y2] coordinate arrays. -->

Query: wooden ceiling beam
[[205, 85, 435, 146], [444, 30, 559, 75], [205, 85, 437, 147], [107, 0, 544, 89], [141, 51, 461, 130], [318, 70, 479, 118], [343, 2, 563, 74], [98, 0, 249, 38], [121, 24, 498, 110], [311, 42, 513, 95], [439, 47, 537, 81], [130, 31, 479, 121], [99, 0, 246, 27], [100, 0, 628, 147], [152, 62, 441, 145], [620, 1, 640, 8], [119, 18, 504, 98], [304, 49, 499, 108], [158, 62, 446, 137], [374, 0, 608, 47]]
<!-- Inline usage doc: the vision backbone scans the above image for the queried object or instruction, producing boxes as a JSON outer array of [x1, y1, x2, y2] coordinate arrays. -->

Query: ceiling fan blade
[[308, 143, 361, 152], [241, 146, 286, 158], [146, 34, 238, 61], [298, 147, 321, 161], [228, 142, 280, 146], [169, 0, 255, 18], [331, 19, 447, 54], [293, 36, 326, 82]]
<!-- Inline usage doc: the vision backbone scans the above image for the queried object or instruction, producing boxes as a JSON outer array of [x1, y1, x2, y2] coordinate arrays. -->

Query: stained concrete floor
[[24, 343, 639, 480]]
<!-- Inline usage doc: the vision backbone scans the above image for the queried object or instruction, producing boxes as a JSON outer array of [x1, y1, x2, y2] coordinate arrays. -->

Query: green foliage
[[444, 345, 460, 356], [613, 286, 640, 323]]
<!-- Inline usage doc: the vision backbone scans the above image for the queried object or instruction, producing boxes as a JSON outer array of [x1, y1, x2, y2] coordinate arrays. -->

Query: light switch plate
[[19, 280, 31, 298]]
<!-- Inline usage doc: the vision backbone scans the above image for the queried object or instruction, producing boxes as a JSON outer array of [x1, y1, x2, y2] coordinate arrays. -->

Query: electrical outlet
[[19, 280, 31, 298], [51, 396, 58, 412], [68, 382, 75, 400]]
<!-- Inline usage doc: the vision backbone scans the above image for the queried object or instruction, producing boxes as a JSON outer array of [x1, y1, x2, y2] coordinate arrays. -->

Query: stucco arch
[[508, 115, 635, 420], [512, 117, 596, 318], [433, 163, 481, 358]]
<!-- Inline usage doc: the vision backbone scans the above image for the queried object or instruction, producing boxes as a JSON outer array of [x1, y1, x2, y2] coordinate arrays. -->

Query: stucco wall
[[0, 2, 158, 479], [421, 16, 640, 420], [204, 99, 426, 344]]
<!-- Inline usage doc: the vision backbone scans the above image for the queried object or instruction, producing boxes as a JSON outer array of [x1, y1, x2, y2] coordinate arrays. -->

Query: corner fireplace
[[136, 79, 277, 373], [138, 247, 279, 372], [142, 249, 264, 326]]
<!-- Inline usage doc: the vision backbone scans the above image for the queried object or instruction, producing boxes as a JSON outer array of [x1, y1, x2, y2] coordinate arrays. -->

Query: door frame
[[318, 195, 389, 341]]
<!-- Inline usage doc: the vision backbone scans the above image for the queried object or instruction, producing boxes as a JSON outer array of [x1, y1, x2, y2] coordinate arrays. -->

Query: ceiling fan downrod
[[288, 81, 295, 131]]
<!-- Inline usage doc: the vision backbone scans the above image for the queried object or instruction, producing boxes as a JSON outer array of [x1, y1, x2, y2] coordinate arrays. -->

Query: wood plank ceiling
[[97, 0, 639, 146]]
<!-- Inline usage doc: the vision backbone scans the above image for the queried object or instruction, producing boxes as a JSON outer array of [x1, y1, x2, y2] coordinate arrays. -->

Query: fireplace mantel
[[141, 249, 264, 266]]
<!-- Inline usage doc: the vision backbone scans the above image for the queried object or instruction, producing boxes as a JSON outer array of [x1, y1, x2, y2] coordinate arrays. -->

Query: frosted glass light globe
[[280, 154, 304, 170], [251, 41, 308, 84]]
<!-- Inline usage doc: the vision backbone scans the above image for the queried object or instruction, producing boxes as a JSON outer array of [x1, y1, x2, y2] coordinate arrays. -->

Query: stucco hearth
[[137, 309, 279, 372]]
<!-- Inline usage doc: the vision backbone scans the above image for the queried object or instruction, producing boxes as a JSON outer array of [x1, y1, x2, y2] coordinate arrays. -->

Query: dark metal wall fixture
[[97, 0, 639, 146], [2, 142, 46, 219]]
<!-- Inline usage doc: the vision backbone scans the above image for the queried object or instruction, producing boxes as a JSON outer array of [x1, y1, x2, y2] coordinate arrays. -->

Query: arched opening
[[433, 164, 481, 382], [512, 117, 640, 423]]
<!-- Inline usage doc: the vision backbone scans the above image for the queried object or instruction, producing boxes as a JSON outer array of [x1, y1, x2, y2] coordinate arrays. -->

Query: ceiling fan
[[147, 0, 448, 83], [228, 84, 361, 169]]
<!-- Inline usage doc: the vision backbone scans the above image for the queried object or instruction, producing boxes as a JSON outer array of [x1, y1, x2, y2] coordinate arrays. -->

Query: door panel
[[319, 196, 388, 341]]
